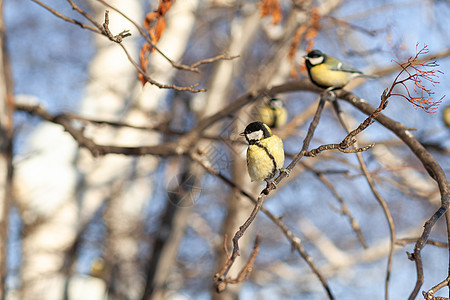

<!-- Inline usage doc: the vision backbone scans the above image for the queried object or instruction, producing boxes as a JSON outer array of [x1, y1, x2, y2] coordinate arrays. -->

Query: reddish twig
[[387, 43, 444, 113]]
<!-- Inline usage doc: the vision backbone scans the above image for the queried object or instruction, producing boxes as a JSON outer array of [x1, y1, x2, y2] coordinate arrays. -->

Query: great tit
[[304, 49, 374, 89], [242, 121, 285, 182], [443, 105, 450, 127], [256, 98, 288, 129]]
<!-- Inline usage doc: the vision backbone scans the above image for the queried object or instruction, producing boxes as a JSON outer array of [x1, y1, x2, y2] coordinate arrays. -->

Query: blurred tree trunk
[[15, 1, 152, 299], [142, 159, 200, 300], [209, 7, 261, 300], [0, 0, 13, 297], [136, 1, 201, 299], [75, 1, 158, 298]]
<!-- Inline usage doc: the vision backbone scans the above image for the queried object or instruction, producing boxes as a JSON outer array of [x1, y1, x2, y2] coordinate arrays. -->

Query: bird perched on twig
[[304, 49, 376, 90], [241, 121, 285, 183]]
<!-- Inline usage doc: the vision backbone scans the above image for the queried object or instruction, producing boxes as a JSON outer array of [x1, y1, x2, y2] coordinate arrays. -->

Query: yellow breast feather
[[246, 135, 284, 182], [310, 63, 352, 88]]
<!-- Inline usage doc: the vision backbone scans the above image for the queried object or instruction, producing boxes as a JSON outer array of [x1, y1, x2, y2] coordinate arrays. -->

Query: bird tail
[[358, 73, 378, 79]]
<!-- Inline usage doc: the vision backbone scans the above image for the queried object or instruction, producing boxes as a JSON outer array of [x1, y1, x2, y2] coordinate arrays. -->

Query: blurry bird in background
[[256, 98, 288, 129]]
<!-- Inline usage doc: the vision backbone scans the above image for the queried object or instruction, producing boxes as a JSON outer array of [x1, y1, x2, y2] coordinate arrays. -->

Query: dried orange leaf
[[138, 73, 146, 86], [143, 0, 173, 43], [153, 18, 167, 43], [259, 0, 283, 25], [288, 26, 306, 60], [144, 12, 159, 30], [138, 0, 174, 85]]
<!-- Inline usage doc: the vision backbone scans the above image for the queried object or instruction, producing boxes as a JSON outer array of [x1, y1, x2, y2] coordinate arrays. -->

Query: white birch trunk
[[15, 1, 152, 299], [77, 0, 199, 298], [0, 0, 13, 296]]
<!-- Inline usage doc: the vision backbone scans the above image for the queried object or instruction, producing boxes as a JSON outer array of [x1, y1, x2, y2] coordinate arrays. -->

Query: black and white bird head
[[241, 121, 272, 145], [304, 50, 327, 67]]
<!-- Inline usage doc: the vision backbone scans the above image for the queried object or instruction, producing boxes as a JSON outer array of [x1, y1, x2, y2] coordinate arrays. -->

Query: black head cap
[[304, 49, 327, 70], [242, 121, 272, 144], [306, 49, 325, 58]]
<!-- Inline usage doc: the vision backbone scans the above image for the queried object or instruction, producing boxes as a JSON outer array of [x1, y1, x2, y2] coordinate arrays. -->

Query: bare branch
[[15, 103, 180, 157], [189, 150, 335, 299], [215, 234, 261, 292], [332, 99, 396, 300], [31, 0, 102, 34], [102, 10, 131, 43], [334, 88, 450, 300], [189, 54, 240, 69], [396, 238, 447, 248], [303, 163, 368, 248]]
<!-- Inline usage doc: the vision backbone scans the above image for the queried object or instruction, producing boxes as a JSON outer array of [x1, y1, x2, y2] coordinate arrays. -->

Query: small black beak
[[239, 132, 245, 136]]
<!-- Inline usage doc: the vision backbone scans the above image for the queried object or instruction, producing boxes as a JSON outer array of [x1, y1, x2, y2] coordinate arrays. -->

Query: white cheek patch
[[270, 100, 282, 109], [308, 56, 324, 66], [246, 130, 264, 141]]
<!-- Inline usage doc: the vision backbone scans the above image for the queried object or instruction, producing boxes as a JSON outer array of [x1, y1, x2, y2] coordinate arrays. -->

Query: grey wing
[[328, 57, 362, 74]]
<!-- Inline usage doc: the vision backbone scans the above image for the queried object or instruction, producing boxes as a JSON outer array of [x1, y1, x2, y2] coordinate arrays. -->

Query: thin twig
[[334, 89, 450, 300], [396, 238, 447, 248], [102, 10, 131, 43], [33, 0, 207, 92], [303, 163, 368, 248], [96, 0, 239, 73], [332, 99, 396, 300], [95, 0, 186, 70], [216, 234, 261, 292], [31, 0, 102, 33], [214, 193, 266, 285], [424, 276, 450, 299], [189, 151, 335, 299], [189, 54, 241, 68], [117, 43, 206, 93], [67, 0, 103, 29]]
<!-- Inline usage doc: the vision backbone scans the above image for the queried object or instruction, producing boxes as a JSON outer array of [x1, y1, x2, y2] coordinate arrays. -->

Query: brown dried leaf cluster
[[139, 0, 173, 85], [288, 7, 321, 78], [259, 0, 283, 25]]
